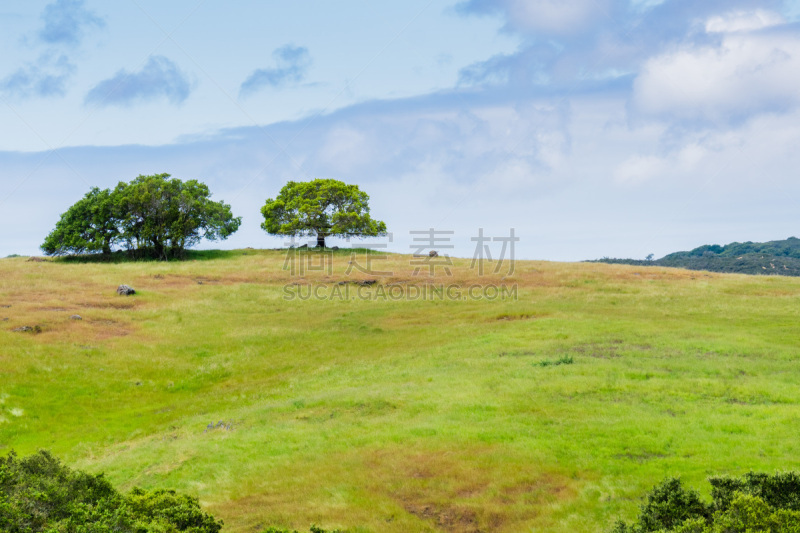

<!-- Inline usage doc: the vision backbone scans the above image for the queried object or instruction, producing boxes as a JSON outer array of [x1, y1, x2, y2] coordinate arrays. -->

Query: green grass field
[[1, 250, 799, 532]]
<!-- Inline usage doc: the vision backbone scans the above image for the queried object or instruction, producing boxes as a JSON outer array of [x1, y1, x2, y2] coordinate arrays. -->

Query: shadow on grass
[[49, 247, 385, 264], [51, 249, 244, 264]]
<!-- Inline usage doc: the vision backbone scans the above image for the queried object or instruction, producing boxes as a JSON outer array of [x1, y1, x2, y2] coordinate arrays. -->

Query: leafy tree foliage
[[116, 174, 242, 259], [41, 174, 241, 260], [0, 450, 222, 532], [611, 472, 800, 532], [41, 187, 121, 256], [261, 179, 387, 248]]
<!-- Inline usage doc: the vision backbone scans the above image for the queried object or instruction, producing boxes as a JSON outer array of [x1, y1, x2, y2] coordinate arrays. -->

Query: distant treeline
[[590, 237, 800, 276]]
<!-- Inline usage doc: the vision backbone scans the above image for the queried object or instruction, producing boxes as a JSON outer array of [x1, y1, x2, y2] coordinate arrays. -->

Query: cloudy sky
[[2, 0, 799, 261]]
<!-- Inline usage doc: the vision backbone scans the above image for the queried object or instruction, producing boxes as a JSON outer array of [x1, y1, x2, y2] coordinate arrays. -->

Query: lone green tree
[[261, 179, 387, 248], [41, 174, 241, 259]]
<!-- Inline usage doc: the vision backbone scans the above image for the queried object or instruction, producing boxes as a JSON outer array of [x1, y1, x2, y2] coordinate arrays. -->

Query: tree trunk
[[316, 233, 326, 248]]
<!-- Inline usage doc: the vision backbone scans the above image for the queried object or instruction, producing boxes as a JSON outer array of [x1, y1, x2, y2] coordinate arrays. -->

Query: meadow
[[1, 249, 799, 532]]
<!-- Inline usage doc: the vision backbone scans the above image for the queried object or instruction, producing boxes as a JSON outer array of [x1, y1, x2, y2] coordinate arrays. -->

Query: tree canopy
[[41, 174, 241, 260], [261, 179, 387, 248]]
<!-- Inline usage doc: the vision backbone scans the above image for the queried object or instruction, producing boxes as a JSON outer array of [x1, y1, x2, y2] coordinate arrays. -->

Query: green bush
[[0, 450, 222, 532], [611, 472, 800, 532], [538, 355, 574, 367]]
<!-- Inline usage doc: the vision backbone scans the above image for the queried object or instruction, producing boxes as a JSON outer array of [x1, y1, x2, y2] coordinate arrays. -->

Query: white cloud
[[614, 155, 667, 184], [705, 9, 785, 33], [633, 15, 800, 122], [501, 0, 609, 34], [318, 127, 373, 174], [613, 144, 707, 185], [457, 0, 611, 35]]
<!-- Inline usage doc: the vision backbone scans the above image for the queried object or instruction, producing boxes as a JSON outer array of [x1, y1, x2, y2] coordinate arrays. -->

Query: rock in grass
[[70, 315, 82, 320], [13, 325, 42, 333], [117, 285, 136, 296]]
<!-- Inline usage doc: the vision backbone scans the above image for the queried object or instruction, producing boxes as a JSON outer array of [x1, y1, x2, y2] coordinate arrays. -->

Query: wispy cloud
[[38, 0, 104, 46], [0, 0, 103, 100], [0, 54, 75, 99], [84, 56, 193, 107], [239, 45, 312, 97]]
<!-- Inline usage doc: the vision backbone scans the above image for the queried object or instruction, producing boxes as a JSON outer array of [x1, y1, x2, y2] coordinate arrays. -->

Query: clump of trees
[[261, 179, 387, 248], [42, 174, 241, 260], [591, 237, 800, 277], [0, 450, 223, 532], [611, 472, 800, 532]]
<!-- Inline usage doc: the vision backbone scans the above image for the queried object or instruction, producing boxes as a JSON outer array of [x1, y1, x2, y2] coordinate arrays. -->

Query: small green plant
[[538, 355, 574, 367]]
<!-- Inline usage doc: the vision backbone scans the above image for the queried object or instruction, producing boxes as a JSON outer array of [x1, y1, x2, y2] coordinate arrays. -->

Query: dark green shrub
[[612, 472, 800, 532], [709, 471, 800, 513], [0, 450, 222, 532], [635, 478, 710, 532]]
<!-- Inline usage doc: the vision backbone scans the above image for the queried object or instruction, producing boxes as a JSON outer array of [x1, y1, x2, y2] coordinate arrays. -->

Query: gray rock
[[117, 285, 136, 296], [12, 325, 41, 333], [70, 315, 82, 320]]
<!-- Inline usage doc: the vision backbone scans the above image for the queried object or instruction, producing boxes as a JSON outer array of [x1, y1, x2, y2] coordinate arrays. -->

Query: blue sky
[[2, 0, 799, 261]]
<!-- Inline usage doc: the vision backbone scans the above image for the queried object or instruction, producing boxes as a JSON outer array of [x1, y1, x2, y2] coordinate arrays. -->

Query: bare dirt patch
[[362, 448, 575, 532], [79, 300, 136, 310], [403, 502, 489, 533], [88, 318, 133, 340], [495, 312, 539, 321]]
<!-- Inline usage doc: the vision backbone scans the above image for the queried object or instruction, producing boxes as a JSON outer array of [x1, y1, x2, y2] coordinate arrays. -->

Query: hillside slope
[[2, 251, 800, 532], [592, 237, 800, 276]]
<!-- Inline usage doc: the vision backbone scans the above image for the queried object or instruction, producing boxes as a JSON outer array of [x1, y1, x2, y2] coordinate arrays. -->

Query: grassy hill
[[2, 250, 800, 532], [591, 237, 800, 276]]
